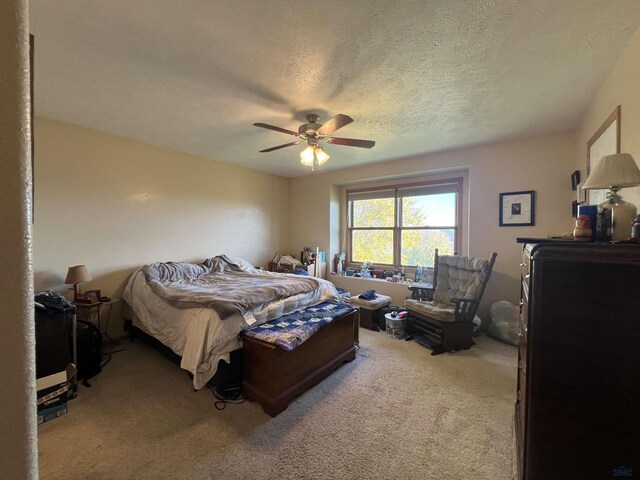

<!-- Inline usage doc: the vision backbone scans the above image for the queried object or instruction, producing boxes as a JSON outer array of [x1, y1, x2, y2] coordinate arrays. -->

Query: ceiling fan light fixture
[[255, 113, 373, 170], [300, 145, 315, 166], [315, 145, 330, 165]]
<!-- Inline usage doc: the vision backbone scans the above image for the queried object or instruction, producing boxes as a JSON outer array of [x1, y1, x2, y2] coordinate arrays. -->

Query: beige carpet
[[38, 329, 517, 480]]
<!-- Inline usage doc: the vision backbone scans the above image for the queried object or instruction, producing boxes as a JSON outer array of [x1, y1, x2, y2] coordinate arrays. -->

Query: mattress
[[122, 268, 339, 389]]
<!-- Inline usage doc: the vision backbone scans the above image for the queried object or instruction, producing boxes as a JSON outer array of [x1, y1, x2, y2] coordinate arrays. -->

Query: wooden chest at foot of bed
[[242, 310, 357, 417]]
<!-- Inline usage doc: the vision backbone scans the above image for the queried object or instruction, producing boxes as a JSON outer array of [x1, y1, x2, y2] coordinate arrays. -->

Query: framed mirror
[[586, 105, 620, 205]]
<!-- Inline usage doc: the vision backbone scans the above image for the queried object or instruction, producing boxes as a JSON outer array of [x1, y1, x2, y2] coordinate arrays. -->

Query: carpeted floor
[[38, 329, 517, 480]]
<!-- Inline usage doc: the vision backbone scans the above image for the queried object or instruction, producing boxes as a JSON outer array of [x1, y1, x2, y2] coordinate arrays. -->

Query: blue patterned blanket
[[241, 302, 356, 351]]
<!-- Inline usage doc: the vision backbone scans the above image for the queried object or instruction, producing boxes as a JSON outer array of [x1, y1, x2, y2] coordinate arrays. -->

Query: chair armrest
[[450, 298, 478, 322]]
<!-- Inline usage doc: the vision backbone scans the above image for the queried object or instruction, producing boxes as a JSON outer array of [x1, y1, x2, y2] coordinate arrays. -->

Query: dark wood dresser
[[516, 242, 640, 480]]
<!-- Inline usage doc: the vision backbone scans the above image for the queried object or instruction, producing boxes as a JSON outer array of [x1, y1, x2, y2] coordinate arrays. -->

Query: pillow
[[143, 262, 209, 282], [228, 256, 257, 272]]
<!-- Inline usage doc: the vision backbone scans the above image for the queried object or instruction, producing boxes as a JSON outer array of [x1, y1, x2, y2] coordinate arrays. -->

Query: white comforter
[[122, 268, 339, 389]]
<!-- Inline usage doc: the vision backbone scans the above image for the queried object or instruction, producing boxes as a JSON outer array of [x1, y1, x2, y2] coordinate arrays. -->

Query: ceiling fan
[[253, 113, 375, 170]]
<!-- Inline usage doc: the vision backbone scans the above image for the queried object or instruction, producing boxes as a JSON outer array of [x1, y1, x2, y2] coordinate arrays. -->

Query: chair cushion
[[404, 298, 456, 323], [350, 294, 392, 310], [433, 255, 489, 306]]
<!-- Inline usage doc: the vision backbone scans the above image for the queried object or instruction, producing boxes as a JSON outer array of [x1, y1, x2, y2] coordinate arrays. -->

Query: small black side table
[[74, 298, 120, 344]]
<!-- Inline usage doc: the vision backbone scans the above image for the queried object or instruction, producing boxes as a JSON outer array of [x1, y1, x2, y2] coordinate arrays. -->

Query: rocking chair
[[404, 251, 497, 355]]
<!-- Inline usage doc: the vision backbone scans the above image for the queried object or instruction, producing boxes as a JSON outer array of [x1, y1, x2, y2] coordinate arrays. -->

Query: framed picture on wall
[[499, 191, 535, 227], [586, 105, 620, 205]]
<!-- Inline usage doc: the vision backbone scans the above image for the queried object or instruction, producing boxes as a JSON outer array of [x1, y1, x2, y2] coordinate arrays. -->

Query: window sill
[[329, 274, 432, 306], [332, 274, 414, 284]]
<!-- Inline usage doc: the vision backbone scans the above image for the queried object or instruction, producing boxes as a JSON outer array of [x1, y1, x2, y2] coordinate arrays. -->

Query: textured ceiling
[[30, 0, 640, 177]]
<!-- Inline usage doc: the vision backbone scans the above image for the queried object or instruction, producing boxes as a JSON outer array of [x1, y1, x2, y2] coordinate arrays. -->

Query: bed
[[122, 255, 341, 390]]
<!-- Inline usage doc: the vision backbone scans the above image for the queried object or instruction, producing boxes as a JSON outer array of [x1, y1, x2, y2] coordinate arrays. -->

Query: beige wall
[[578, 25, 640, 208], [0, 0, 38, 477], [289, 132, 577, 321], [33, 117, 290, 337]]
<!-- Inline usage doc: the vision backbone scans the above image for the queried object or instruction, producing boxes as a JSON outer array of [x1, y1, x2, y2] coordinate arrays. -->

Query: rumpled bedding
[[123, 258, 339, 389], [143, 255, 319, 319], [242, 302, 355, 351]]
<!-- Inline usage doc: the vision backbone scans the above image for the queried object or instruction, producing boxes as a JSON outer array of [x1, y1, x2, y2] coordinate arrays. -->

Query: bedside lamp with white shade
[[582, 153, 640, 242], [65, 265, 92, 302]]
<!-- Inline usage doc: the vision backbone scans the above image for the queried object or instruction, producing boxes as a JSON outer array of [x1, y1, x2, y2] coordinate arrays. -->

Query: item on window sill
[[414, 265, 422, 282]]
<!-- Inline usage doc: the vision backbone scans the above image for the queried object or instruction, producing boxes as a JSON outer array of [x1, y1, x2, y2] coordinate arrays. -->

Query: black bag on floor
[[76, 320, 102, 384]]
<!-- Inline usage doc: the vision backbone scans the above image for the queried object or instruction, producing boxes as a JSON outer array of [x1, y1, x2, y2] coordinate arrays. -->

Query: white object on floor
[[487, 300, 519, 345]]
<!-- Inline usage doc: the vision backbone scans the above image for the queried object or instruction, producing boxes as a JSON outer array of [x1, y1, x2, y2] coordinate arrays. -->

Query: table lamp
[[65, 265, 92, 302], [582, 153, 640, 242]]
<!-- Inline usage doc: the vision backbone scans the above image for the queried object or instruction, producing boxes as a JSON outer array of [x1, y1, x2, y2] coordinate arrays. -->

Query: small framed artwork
[[499, 191, 535, 227], [84, 289, 101, 300], [571, 170, 580, 191]]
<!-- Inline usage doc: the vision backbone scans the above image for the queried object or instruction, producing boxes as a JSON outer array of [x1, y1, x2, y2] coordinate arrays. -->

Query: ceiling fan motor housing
[[254, 112, 374, 155], [299, 114, 321, 137]]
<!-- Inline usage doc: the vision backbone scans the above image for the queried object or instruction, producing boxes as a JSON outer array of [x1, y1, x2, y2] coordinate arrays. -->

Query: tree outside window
[[347, 180, 461, 268]]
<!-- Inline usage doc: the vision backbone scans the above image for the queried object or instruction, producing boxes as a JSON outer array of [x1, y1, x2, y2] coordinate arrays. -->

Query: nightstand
[[73, 298, 120, 344]]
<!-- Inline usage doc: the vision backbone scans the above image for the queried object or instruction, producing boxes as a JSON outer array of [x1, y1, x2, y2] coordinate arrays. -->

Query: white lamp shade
[[65, 265, 92, 284], [582, 153, 640, 190], [315, 145, 330, 165], [300, 145, 315, 166]]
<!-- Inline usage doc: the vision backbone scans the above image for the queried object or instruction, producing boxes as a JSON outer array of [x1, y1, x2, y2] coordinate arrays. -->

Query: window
[[347, 179, 461, 268]]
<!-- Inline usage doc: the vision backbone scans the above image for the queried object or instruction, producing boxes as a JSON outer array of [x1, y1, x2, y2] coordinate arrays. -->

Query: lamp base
[[611, 199, 637, 242], [595, 203, 612, 242], [595, 188, 638, 242]]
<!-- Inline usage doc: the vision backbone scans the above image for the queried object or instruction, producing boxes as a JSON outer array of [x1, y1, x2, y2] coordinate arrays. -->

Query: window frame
[[346, 178, 463, 268]]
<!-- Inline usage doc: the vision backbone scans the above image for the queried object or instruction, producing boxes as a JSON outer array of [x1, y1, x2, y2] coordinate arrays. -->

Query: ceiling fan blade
[[325, 137, 375, 149], [259, 141, 302, 153], [316, 114, 353, 136], [253, 123, 299, 136]]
